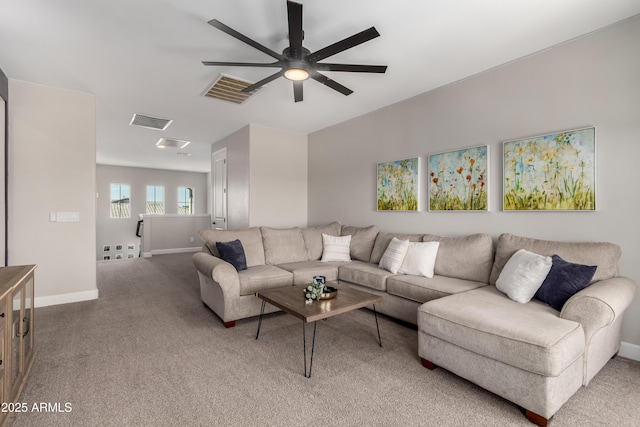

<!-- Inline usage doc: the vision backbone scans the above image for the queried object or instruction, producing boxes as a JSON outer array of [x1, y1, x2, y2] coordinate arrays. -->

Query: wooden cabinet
[[0, 265, 36, 427]]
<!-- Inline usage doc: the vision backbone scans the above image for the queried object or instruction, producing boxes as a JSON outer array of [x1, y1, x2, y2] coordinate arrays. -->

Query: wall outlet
[[189, 236, 194, 242]]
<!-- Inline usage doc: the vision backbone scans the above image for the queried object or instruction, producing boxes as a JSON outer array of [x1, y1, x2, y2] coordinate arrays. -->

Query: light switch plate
[[56, 212, 80, 222]]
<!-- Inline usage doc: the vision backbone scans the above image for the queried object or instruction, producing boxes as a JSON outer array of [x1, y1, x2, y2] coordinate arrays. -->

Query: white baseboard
[[620, 341, 640, 361], [35, 289, 99, 308], [143, 247, 201, 258]]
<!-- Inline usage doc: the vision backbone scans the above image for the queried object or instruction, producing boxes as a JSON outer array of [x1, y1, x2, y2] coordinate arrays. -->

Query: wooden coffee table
[[255, 281, 383, 378]]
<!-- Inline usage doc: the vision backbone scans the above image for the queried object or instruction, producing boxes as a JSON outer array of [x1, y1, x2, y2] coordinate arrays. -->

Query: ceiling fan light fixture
[[284, 68, 309, 81]]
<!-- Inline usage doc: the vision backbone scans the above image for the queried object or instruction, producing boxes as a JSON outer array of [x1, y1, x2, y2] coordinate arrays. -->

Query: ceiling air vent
[[156, 138, 190, 149], [129, 113, 173, 131], [202, 74, 261, 104]]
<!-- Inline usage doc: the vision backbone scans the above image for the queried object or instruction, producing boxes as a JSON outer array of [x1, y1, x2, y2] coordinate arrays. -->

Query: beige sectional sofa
[[192, 223, 637, 426]]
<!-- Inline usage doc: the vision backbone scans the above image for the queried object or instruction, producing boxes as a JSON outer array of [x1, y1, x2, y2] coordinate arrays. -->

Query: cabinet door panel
[[10, 287, 23, 397], [24, 278, 33, 360]]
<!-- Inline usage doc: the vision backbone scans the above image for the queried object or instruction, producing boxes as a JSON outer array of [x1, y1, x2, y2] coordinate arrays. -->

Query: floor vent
[[129, 113, 172, 131], [203, 74, 261, 104]]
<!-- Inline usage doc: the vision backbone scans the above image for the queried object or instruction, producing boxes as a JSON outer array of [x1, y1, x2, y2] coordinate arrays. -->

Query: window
[[110, 184, 130, 218], [178, 187, 194, 215], [146, 185, 165, 214]]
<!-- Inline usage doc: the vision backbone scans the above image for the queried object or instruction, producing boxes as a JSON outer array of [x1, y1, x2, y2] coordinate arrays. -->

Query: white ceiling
[[1, 0, 639, 173]]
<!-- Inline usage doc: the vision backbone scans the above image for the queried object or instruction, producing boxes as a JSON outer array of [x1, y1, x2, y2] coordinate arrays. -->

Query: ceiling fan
[[202, 0, 387, 102]]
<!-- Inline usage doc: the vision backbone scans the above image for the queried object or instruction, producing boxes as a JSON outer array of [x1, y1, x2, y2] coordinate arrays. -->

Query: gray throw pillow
[[534, 255, 597, 311], [216, 239, 248, 271]]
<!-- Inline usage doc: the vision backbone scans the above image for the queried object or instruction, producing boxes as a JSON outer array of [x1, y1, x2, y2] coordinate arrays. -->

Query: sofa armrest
[[560, 276, 638, 344], [192, 252, 241, 296]]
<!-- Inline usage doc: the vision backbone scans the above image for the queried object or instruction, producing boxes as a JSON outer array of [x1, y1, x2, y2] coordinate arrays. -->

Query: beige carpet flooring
[[8, 253, 640, 426]]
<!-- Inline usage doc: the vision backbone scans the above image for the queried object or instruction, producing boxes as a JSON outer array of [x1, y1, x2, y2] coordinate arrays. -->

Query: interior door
[[212, 148, 227, 229]]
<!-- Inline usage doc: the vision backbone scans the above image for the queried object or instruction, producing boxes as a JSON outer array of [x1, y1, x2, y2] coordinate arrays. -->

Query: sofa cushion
[[301, 222, 342, 260], [496, 249, 553, 303], [534, 255, 597, 311], [341, 225, 379, 262], [387, 275, 486, 303], [370, 232, 424, 264], [198, 227, 265, 267], [423, 233, 493, 283], [490, 233, 621, 286], [277, 260, 347, 285], [418, 286, 585, 377], [321, 234, 352, 262], [215, 239, 248, 272], [238, 265, 293, 296], [399, 241, 440, 277], [378, 237, 410, 274], [339, 261, 394, 291], [260, 227, 309, 265]]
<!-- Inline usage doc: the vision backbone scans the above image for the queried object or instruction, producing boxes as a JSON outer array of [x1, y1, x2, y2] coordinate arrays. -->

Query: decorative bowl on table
[[319, 286, 338, 300]]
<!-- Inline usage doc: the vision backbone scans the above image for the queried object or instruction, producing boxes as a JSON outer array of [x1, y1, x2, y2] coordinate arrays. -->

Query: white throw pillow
[[378, 237, 410, 274], [321, 234, 352, 262], [496, 249, 553, 303], [399, 241, 440, 278]]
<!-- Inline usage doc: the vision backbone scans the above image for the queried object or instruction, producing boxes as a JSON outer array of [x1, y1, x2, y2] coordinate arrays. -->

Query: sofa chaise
[[417, 232, 637, 426], [192, 222, 637, 426]]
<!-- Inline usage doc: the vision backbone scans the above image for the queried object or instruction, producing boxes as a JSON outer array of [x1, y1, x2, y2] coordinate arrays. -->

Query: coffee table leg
[[373, 304, 382, 347], [302, 321, 318, 378], [255, 300, 266, 340]]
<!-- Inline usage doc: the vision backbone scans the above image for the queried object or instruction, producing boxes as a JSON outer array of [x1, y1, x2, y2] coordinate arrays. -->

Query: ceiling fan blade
[[287, 1, 304, 59], [313, 63, 387, 73], [202, 61, 283, 68], [311, 71, 353, 96], [241, 70, 285, 93], [208, 19, 285, 61], [306, 27, 380, 63], [293, 81, 303, 102]]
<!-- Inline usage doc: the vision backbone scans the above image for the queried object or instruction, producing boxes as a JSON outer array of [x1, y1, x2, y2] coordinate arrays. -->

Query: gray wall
[[308, 17, 640, 351], [214, 126, 251, 229], [249, 124, 307, 227], [140, 214, 211, 257], [9, 79, 97, 306], [212, 124, 308, 229], [96, 165, 208, 260]]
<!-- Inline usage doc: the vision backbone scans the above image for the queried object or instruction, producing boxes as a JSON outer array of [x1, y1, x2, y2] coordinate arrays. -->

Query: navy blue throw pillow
[[216, 239, 248, 272], [534, 254, 597, 311]]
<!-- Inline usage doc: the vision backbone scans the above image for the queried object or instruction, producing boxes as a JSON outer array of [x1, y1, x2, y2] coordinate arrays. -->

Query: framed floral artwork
[[428, 145, 489, 211], [503, 127, 595, 211], [377, 157, 420, 211]]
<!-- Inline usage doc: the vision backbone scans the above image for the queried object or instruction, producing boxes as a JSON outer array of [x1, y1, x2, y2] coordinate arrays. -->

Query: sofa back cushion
[[301, 222, 342, 260], [198, 227, 265, 267], [370, 232, 424, 264], [261, 227, 309, 265], [423, 233, 494, 283], [490, 233, 621, 286], [341, 225, 380, 262]]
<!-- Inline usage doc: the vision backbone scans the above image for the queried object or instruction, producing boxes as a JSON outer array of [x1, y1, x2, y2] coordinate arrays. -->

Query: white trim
[[35, 289, 99, 308], [144, 247, 201, 257], [620, 341, 640, 361], [141, 213, 210, 219]]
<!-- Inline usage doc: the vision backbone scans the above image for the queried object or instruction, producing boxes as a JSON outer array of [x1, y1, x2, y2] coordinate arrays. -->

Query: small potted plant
[[305, 276, 325, 304]]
